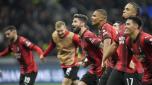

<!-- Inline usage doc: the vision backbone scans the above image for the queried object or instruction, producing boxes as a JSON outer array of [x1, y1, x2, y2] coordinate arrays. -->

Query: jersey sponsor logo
[[102, 29, 108, 36], [118, 36, 125, 44]]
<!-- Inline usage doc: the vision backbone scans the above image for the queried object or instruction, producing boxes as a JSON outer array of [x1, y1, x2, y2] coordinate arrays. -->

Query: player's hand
[[129, 60, 135, 69], [76, 62, 85, 67], [101, 60, 106, 68], [40, 55, 45, 62], [101, 60, 107, 72]]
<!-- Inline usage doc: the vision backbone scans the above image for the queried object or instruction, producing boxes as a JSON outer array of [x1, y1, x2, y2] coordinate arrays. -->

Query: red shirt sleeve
[[101, 23, 117, 42], [73, 34, 86, 60], [43, 41, 56, 57], [85, 31, 102, 48], [0, 47, 10, 57], [21, 37, 43, 56], [72, 34, 81, 46], [143, 36, 152, 48], [31, 45, 44, 56]]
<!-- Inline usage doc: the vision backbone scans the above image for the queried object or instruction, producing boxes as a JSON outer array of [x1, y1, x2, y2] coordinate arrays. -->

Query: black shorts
[[124, 72, 143, 85], [98, 67, 113, 85], [19, 72, 37, 85], [142, 80, 152, 85], [81, 72, 98, 85], [107, 69, 142, 85], [63, 66, 79, 80]]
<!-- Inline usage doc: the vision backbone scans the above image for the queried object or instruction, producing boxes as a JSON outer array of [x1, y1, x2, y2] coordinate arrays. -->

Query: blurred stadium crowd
[[0, 0, 152, 56]]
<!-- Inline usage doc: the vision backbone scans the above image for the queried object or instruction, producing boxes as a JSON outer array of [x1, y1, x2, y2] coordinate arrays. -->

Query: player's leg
[[72, 80, 80, 85], [22, 72, 37, 85], [79, 72, 98, 85], [62, 78, 72, 85], [70, 66, 79, 85], [62, 66, 79, 85], [62, 68, 72, 85], [19, 74, 25, 85], [106, 69, 124, 85], [78, 81, 87, 85], [98, 67, 113, 85]]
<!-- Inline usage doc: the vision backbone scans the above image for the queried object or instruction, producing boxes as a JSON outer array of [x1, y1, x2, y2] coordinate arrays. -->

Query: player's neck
[[80, 26, 87, 36], [13, 34, 18, 42], [99, 21, 106, 27], [130, 30, 140, 41]]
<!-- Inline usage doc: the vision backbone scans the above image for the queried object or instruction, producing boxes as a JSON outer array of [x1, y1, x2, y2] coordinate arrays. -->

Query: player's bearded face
[[122, 4, 136, 18], [72, 18, 81, 34]]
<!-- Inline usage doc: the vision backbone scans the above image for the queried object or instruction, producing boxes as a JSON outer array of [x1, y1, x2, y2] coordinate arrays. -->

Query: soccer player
[[72, 14, 103, 85], [91, 9, 117, 85], [0, 26, 44, 85], [120, 2, 141, 33], [125, 16, 152, 85], [99, 2, 142, 85], [103, 17, 144, 85], [43, 21, 80, 85]]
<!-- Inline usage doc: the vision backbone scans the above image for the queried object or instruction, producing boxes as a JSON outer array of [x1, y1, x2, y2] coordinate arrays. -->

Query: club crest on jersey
[[25, 41, 31, 47], [149, 38, 152, 45], [102, 29, 108, 36], [119, 36, 125, 44]]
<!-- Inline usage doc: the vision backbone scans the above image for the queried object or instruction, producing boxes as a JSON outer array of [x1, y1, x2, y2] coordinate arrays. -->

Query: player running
[[0, 26, 44, 85]]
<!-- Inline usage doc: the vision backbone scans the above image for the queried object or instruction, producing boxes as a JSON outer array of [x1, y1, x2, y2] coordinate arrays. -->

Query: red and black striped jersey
[[99, 23, 117, 68], [0, 36, 43, 74], [128, 31, 152, 83], [81, 29, 103, 77]]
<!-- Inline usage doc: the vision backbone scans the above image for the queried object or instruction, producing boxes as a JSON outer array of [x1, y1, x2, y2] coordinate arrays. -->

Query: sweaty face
[[91, 11, 105, 26], [72, 18, 82, 33], [5, 30, 16, 41], [56, 25, 67, 38], [122, 3, 136, 19], [125, 19, 137, 35]]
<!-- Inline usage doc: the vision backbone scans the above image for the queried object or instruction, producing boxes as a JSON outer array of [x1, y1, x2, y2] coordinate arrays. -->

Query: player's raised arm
[[43, 40, 56, 57], [0, 47, 10, 57], [21, 37, 44, 60]]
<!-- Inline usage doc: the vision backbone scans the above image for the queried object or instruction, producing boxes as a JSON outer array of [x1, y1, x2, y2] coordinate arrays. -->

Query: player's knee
[[78, 81, 87, 85], [72, 80, 80, 85], [62, 78, 72, 85]]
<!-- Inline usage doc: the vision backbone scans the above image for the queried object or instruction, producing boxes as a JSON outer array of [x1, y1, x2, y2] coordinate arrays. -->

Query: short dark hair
[[4, 25, 17, 32], [128, 2, 140, 16], [127, 16, 142, 28], [73, 14, 88, 23], [95, 9, 107, 18]]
